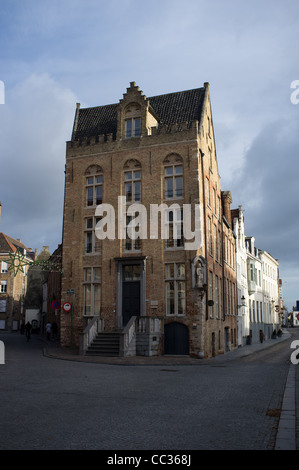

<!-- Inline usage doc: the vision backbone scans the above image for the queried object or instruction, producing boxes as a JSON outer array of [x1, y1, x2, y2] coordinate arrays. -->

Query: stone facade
[[0, 233, 35, 330], [60, 82, 237, 358]]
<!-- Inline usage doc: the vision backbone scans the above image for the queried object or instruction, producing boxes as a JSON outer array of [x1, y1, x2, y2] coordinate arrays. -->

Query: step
[[85, 332, 121, 356]]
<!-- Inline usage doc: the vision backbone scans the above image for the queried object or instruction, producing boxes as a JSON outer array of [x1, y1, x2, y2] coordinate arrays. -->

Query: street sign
[[63, 302, 72, 312], [52, 300, 60, 310]]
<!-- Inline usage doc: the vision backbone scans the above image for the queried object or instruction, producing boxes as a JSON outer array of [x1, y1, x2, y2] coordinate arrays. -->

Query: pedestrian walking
[[259, 329, 265, 343], [24, 322, 32, 341], [46, 322, 52, 341], [52, 321, 58, 340]]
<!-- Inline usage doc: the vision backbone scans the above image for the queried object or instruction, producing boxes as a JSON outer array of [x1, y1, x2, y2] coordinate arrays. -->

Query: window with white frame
[[83, 267, 101, 316], [206, 178, 210, 206], [124, 214, 141, 252], [164, 164, 183, 199], [1, 262, 8, 273], [165, 208, 184, 249], [165, 263, 185, 315], [125, 170, 141, 202], [85, 217, 101, 254], [86, 171, 103, 207], [125, 118, 141, 138]]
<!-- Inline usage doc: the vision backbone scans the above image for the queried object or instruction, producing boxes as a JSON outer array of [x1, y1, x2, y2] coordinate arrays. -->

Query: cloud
[[0, 73, 77, 251]]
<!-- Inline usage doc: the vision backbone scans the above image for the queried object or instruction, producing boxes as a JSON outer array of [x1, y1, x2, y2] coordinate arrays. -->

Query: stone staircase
[[85, 332, 121, 356]]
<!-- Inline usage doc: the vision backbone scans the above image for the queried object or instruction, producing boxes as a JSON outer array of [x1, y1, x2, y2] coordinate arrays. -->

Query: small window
[[0, 281, 7, 293], [1, 262, 8, 273], [125, 118, 141, 138]]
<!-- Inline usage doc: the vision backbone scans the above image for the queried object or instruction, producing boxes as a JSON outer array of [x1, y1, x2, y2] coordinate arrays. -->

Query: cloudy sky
[[0, 0, 298, 309]]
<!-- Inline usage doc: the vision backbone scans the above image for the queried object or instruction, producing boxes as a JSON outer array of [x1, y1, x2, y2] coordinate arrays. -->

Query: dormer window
[[125, 117, 141, 138]]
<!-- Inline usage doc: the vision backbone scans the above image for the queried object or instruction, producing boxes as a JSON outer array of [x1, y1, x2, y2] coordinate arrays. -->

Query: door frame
[[115, 257, 147, 329]]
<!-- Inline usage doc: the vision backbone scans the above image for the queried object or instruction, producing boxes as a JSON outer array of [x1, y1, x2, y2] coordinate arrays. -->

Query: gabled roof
[[71, 86, 206, 141], [0, 232, 35, 259]]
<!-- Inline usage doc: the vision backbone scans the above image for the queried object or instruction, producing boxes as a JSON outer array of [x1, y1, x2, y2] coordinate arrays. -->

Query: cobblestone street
[[0, 329, 297, 452]]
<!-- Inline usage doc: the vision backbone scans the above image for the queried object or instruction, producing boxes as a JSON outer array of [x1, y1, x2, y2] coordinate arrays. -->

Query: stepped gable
[[71, 86, 206, 141]]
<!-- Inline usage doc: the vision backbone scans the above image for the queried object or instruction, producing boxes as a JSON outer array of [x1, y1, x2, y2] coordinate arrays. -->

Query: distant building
[[42, 244, 62, 336], [232, 206, 249, 346], [24, 246, 51, 332], [0, 233, 35, 330]]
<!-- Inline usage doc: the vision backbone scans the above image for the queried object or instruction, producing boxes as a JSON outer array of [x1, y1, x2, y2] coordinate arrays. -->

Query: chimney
[[0, 202, 2, 220], [221, 191, 233, 226]]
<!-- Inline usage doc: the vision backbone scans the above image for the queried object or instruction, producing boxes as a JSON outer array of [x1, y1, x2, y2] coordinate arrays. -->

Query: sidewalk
[[42, 329, 291, 366]]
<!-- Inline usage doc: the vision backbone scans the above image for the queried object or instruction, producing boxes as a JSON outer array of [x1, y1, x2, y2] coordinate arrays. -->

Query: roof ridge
[[0, 232, 17, 252]]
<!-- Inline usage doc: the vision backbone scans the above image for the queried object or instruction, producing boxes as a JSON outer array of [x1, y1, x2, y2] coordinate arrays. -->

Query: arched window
[[85, 165, 103, 207]]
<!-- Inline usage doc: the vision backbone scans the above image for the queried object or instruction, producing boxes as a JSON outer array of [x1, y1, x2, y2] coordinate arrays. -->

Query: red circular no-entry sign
[[63, 302, 72, 312]]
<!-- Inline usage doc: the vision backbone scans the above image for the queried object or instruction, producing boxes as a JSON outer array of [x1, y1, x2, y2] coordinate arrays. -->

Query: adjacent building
[[0, 233, 35, 330], [232, 207, 281, 345]]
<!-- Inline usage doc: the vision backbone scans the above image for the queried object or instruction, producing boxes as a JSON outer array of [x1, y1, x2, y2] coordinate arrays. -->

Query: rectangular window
[[208, 218, 212, 255], [215, 275, 219, 318], [83, 267, 101, 316], [125, 170, 141, 202], [125, 118, 141, 138], [165, 165, 183, 199], [209, 271, 213, 317], [124, 215, 141, 252], [0, 281, 7, 293], [84, 217, 101, 254], [165, 208, 184, 249], [165, 263, 185, 316], [86, 175, 103, 207], [206, 178, 210, 206], [1, 262, 8, 273]]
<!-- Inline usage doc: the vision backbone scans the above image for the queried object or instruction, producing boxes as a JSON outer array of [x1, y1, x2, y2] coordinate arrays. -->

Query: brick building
[[0, 233, 35, 330], [61, 82, 237, 358]]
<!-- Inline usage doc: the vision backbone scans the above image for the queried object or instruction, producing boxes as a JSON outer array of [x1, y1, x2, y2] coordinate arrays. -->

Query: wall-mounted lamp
[[237, 295, 246, 309]]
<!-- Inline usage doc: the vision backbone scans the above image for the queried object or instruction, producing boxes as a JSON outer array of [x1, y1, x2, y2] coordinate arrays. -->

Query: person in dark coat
[[24, 322, 32, 341]]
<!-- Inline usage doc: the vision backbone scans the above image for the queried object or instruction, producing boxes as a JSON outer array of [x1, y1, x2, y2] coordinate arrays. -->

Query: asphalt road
[[0, 329, 296, 451]]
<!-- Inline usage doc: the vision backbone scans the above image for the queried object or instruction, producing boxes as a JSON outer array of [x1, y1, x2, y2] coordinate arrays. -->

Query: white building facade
[[232, 206, 249, 346], [260, 250, 280, 338]]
